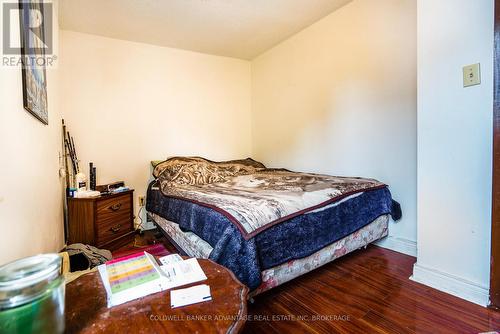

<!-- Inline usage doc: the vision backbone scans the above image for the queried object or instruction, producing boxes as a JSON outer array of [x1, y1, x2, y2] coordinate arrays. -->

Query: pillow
[[153, 157, 266, 186]]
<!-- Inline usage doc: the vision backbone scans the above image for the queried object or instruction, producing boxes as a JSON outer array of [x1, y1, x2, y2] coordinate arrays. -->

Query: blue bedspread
[[146, 181, 398, 290]]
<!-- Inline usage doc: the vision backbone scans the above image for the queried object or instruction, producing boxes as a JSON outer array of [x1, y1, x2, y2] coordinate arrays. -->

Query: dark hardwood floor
[[123, 231, 499, 334], [243, 246, 499, 334]]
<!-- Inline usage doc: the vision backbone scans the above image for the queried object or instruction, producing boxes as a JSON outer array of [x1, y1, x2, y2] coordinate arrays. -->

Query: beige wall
[[251, 0, 417, 253], [0, 1, 417, 264], [59, 31, 252, 227], [0, 1, 64, 263]]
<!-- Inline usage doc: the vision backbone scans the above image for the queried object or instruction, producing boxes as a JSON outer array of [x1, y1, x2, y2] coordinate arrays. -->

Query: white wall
[[0, 1, 64, 264], [59, 31, 252, 228], [414, 0, 494, 306], [251, 0, 417, 255]]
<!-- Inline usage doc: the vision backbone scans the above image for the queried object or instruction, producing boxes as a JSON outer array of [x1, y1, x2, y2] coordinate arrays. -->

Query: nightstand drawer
[[96, 214, 133, 245], [96, 195, 131, 224]]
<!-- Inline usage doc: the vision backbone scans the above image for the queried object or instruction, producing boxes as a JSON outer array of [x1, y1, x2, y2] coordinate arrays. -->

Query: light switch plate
[[463, 63, 481, 87]]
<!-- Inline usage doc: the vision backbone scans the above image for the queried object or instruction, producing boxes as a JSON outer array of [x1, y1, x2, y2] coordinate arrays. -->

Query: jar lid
[[0, 254, 61, 309]]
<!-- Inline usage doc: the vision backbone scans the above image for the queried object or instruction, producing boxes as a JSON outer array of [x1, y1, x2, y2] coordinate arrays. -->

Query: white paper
[[160, 258, 207, 289], [159, 254, 183, 266], [97, 252, 170, 308], [170, 284, 212, 308]]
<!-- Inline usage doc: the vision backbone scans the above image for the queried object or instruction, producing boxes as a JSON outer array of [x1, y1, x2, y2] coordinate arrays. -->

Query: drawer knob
[[110, 224, 122, 233], [109, 203, 122, 211]]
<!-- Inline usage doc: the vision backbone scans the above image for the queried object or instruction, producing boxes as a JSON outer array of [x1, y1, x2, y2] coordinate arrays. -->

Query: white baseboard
[[374, 236, 417, 257], [411, 263, 489, 307]]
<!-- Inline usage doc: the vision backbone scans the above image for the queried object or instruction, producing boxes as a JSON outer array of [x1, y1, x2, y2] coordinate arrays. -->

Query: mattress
[[150, 213, 389, 296]]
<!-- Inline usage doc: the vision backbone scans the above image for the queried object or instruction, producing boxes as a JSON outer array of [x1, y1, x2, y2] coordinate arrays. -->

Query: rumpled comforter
[[153, 157, 388, 239]]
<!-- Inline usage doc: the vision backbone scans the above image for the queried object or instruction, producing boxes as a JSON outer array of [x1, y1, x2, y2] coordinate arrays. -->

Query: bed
[[146, 157, 400, 297]]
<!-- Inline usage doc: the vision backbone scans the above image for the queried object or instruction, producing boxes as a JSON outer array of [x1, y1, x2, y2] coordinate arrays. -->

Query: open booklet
[[97, 252, 207, 308], [158, 254, 208, 289]]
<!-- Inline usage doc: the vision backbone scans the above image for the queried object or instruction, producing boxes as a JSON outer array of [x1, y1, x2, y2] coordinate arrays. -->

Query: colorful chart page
[[106, 252, 161, 294]]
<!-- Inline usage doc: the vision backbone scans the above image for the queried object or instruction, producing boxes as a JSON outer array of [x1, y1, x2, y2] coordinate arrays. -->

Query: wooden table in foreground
[[65, 259, 248, 334]]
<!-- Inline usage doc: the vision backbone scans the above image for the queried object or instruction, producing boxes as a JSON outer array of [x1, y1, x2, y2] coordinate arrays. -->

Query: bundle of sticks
[[62, 119, 79, 178]]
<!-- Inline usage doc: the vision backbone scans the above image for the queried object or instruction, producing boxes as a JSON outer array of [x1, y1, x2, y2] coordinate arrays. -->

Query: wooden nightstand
[[67, 190, 135, 251]]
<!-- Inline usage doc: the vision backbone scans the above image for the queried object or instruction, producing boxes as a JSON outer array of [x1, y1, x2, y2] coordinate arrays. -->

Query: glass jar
[[0, 254, 65, 334]]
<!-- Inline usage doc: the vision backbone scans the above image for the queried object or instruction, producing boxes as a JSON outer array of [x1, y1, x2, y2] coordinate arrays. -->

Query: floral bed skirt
[[149, 213, 389, 296]]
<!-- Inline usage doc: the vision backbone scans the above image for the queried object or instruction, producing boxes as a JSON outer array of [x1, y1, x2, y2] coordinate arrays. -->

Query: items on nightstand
[[111, 186, 130, 194], [73, 190, 101, 198], [75, 172, 87, 192], [67, 188, 77, 198], [67, 162, 101, 197], [96, 181, 128, 195], [89, 162, 97, 191]]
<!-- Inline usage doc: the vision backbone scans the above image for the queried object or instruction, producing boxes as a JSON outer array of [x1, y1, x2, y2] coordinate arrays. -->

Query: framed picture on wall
[[19, 0, 49, 124]]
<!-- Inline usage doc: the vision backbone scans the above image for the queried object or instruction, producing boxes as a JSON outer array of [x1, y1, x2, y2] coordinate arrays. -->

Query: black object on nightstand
[[67, 190, 135, 251]]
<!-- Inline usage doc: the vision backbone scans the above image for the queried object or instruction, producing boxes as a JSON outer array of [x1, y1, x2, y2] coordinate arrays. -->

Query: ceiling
[[59, 0, 352, 60]]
